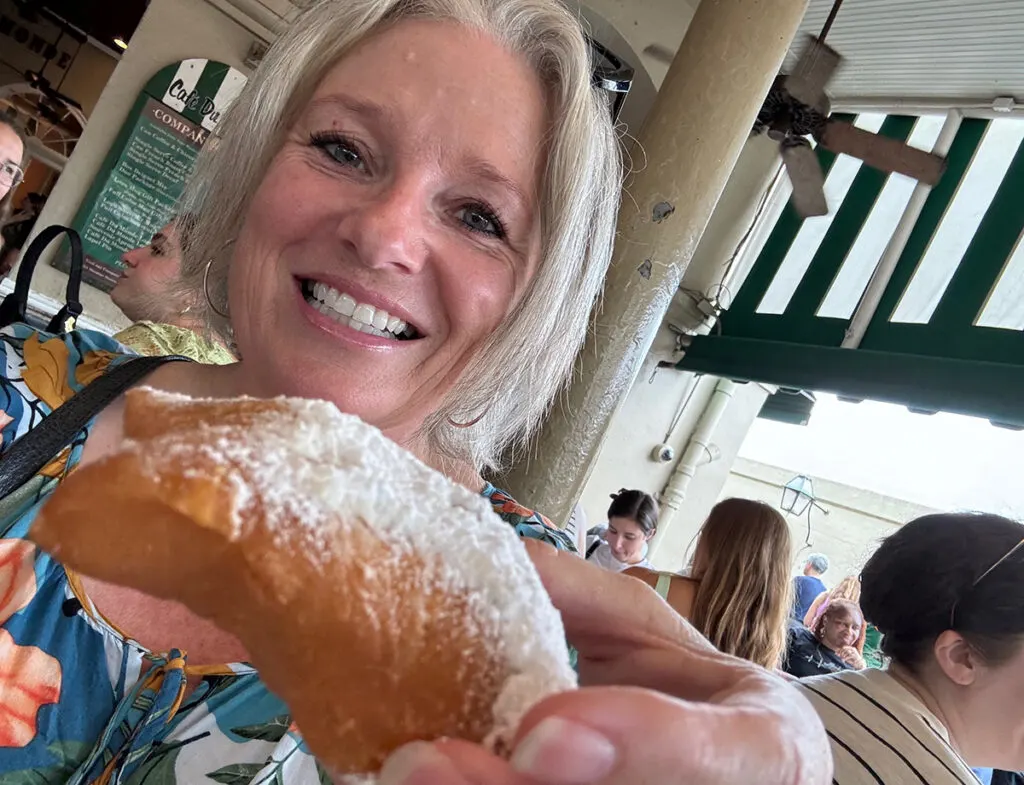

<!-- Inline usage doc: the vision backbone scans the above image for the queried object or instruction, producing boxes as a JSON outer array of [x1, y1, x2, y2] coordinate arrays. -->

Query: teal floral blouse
[[0, 324, 575, 784]]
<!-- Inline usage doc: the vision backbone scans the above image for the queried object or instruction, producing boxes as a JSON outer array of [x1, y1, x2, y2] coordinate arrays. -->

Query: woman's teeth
[[305, 282, 415, 340]]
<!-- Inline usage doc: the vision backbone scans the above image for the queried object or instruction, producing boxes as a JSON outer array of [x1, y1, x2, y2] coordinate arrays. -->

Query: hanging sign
[[58, 58, 247, 290]]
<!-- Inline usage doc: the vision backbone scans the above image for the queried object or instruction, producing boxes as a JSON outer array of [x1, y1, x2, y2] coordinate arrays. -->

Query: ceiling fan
[[754, 34, 946, 218], [644, 0, 947, 218]]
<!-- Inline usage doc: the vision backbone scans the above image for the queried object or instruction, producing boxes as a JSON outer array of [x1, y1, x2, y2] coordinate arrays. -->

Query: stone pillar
[[503, 0, 810, 523]]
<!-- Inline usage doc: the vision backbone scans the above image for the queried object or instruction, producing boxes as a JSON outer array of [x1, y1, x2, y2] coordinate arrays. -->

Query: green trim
[[929, 134, 1024, 337], [785, 115, 916, 321], [143, 61, 181, 99], [726, 114, 855, 327], [677, 336, 1024, 428], [861, 118, 989, 342]]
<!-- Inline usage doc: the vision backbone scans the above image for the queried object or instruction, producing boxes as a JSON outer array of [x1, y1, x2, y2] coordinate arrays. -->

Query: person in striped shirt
[[798, 512, 1024, 784]]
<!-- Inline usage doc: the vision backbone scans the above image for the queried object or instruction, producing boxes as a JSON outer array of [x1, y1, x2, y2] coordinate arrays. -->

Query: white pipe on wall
[[659, 378, 737, 520], [842, 109, 964, 349]]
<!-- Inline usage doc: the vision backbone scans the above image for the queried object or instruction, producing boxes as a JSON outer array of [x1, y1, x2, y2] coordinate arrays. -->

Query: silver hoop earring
[[203, 259, 230, 319]]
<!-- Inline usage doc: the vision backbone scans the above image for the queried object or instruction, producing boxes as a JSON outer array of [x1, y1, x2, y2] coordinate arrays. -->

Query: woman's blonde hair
[[828, 575, 862, 604], [690, 498, 794, 669], [177, 0, 621, 472]]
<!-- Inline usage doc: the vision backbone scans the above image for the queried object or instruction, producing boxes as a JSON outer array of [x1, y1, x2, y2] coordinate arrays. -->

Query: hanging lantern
[[781, 474, 815, 516]]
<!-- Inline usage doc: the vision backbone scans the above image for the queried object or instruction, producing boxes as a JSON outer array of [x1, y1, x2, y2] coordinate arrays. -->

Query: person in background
[[584, 489, 658, 572], [993, 771, 1024, 785], [110, 215, 235, 364], [793, 552, 829, 620], [804, 575, 867, 654], [0, 192, 44, 278], [628, 498, 794, 670], [0, 115, 26, 276], [785, 598, 867, 678], [798, 512, 1024, 783]]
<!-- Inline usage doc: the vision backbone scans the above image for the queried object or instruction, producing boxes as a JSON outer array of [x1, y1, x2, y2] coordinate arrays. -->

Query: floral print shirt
[[0, 324, 575, 784]]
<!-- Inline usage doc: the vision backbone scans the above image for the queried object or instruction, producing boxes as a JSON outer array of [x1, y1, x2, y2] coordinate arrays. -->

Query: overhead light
[[781, 475, 815, 517], [113, 37, 128, 50], [781, 474, 829, 519]]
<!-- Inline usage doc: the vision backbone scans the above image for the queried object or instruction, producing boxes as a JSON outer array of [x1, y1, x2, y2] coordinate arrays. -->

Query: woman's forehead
[[0, 125, 22, 161], [303, 19, 548, 178]]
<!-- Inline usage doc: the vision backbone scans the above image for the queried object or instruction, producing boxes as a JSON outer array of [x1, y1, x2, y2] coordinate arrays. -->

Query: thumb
[[503, 685, 829, 785]]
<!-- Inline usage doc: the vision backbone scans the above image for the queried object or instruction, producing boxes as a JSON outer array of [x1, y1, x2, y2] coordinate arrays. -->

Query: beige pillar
[[503, 0, 810, 523]]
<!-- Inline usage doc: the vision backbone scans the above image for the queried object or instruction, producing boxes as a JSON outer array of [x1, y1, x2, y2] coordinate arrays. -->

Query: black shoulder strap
[[0, 225, 84, 334], [0, 354, 190, 498], [585, 539, 602, 560]]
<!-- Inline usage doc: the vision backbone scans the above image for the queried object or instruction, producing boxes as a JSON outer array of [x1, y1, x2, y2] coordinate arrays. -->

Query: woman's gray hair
[[177, 0, 622, 472]]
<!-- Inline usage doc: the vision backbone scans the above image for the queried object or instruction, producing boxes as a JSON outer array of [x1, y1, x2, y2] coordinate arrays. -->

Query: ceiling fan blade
[[784, 35, 842, 108], [819, 121, 946, 185], [782, 141, 829, 218]]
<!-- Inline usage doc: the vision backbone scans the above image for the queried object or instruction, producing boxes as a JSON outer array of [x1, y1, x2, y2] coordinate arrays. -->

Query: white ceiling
[[784, 0, 1024, 103], [233, 0, 1024, 104]]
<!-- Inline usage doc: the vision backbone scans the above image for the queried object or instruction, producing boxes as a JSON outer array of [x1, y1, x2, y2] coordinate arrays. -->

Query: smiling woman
[[0, 0, 830, 782]]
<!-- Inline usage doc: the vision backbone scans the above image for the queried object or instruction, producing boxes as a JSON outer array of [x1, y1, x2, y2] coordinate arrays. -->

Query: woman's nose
[[341, 180, 430, 274]]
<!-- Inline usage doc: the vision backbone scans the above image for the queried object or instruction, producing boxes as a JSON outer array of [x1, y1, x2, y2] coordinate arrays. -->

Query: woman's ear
[[933, 630, 981, 686], [645, 528, 657, 541]]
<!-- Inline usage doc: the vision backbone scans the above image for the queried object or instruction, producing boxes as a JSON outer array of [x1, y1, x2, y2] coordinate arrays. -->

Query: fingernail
[[378, 741, 468, 785], [511, 717, 617, 783]]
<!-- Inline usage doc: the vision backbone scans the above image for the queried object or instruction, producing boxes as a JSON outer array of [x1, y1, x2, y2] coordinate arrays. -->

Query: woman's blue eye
[[458, 205, 505, 238], [310, 133, 366, 171]]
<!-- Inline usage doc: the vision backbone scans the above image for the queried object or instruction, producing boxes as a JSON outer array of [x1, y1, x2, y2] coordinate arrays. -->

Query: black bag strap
[[0, 225, 85, 334], [585, 539, 602, 560], [0, 354, 190, 499]]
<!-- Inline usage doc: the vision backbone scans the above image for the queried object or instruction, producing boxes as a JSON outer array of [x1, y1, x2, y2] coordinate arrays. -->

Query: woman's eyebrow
[[306, 94, 393, 124], [464, 158, 530, 214]]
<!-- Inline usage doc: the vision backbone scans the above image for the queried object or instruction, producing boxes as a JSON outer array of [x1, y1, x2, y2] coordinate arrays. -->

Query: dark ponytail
[[607, 489, 659, 536], [860, 512, 1024, 670]]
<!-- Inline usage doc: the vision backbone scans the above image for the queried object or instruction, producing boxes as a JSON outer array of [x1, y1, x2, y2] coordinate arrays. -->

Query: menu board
[[60, 59, 248, 291], [68, 99, 205, 289]]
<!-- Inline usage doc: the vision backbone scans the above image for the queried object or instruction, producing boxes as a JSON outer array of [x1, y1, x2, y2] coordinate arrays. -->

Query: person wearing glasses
[[798, 512, 1024, 783], [0, 116, 26, 275]]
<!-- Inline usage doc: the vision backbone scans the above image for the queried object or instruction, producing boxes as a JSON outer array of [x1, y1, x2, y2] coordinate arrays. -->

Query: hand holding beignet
[[31, 387, 575, 780]]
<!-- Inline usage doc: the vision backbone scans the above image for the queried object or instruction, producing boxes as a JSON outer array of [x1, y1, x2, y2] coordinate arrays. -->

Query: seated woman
[[584, 489, 657, 572], [111, 214, 236, 364], [785, 599, 867, 678], [804, 575, 868, 655], [627, 498, 793, 670], [798, 512, 1024, 783], [0, 0, 829, 780]]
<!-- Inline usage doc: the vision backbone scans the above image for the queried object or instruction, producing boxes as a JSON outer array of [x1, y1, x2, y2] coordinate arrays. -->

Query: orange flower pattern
[[0, 630, 61, 747], [0, 541, 36, 622]]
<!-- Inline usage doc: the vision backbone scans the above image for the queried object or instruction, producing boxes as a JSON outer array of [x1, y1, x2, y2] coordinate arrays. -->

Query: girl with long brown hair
[[628, 498, 794, 670]]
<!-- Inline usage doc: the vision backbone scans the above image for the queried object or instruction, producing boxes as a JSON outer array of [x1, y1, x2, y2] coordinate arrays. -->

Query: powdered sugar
[[127, 388, 577, 775]]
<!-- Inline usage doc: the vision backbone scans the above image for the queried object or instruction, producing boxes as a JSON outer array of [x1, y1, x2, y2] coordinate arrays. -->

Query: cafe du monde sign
[[65, 59, 248, 291]]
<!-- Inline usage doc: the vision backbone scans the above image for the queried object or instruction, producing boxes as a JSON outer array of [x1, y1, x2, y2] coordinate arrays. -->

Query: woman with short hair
[[799, 513, 1024, 783]]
